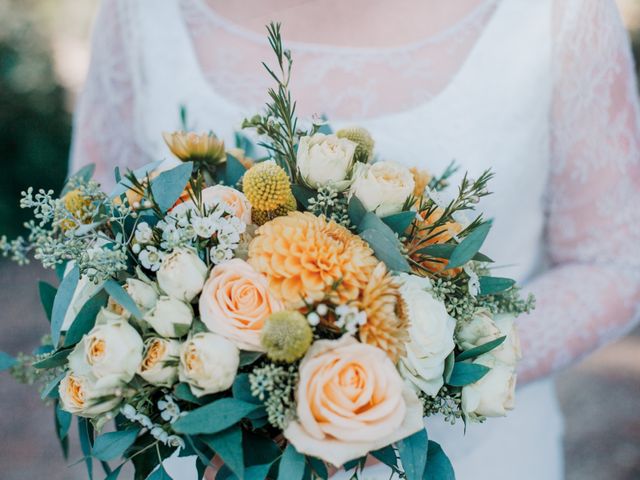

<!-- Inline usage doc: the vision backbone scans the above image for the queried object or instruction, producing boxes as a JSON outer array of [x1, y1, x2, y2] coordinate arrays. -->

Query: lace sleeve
[[69, 0, 151, 188], [518, 0, 640, 382]]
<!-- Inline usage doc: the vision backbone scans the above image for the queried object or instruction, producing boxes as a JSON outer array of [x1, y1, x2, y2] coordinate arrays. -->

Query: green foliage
[[478, 276, 515, 295], [397, 429, 428, 480], [50, 264, 79, 345], [92, 428, 141, 462], [423, 441, 455, 480], [277, 444, 306, 480], [172, 398, 262, 435], [456, 336, 506, 362], [150, 162, 193, 212], [447, 362, 490, 387]]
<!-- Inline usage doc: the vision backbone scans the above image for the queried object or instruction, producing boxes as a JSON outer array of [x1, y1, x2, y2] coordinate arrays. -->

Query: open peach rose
[[171, 185, 252, 225], [284, 335, 424, 467], [199, 259, 283, 351]]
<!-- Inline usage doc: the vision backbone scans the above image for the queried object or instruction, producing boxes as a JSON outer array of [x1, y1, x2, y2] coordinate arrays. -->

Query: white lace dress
[[70, 0, 640, 478]]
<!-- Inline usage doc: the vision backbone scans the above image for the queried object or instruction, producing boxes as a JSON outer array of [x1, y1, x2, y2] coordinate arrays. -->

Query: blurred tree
[[0, 1, 70, 238]]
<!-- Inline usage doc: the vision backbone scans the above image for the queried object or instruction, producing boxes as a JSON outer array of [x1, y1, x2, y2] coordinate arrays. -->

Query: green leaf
[[41, 370, 66, 399], [55, 401, 72, 458], [414, 244, 493, 263], [242, 431, 281, 472], [104, 279, 143, 319], [423, 441, 455, 480], [443, 351, 455, 384], [381, 211, 416, 235], [55, 261, 68, 281], [239, 351, 263, 367], [478, 276, 515, 295], [235, 131, 257, 158], [224, 153, 248, 187], [371, 445, 398, 469], [232, 373, 261, 404], [0, 351, 17, 371], [172, 398, 261, 435], [173, 383, 202, 404], [277, 444, 306, 480], [347, 196, 367, 227], [109, 160, 163, 199], [105, 465, 123, 480], [306, 457, 328, 480], [51, 265, 80, 346], [147, 464, 172, 480], [64, 289, 108, 347], [33, 348, 72, 369], [446, 221, 492, 269], [456, 336, 506, 362], [78, 417, 94, 480], [447, 362, 490, 387], [150, 162, 194, 212], [202, 426, 244, 479], [360, 229, 411, 273], [93, 428, 141, 461], [397, 429, 428, 480], [71, 164, 96, 183], [39, 281, 57, 322], [291, 184, 316, 210]]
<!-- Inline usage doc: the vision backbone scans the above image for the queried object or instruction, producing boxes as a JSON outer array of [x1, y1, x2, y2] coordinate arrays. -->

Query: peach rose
[[171, 185, 251, 225], [199, 259, 283, 351], [284, 335, 424, 467]]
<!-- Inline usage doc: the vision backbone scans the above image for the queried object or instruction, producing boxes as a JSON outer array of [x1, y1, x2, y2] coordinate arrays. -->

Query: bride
[[70, 0, 640, 478]]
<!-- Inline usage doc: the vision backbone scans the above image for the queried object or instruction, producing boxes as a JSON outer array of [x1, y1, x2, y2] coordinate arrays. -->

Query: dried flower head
[[162, 131, 226, 164], [336, 126, 375, 163], [260, 310, 313, 363], [243, 160, 292, 211]]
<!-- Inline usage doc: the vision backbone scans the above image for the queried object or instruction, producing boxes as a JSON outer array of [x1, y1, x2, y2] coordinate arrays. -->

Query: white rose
[[350, 161, 415, 216], [125, 278, 158, 313], [144, 296, 194, 338], [179, 332, 239, 397], [59, 372, 122, 418], [157, 248, 208, 302], [138, 338, 181, 387], [68, 320, 144, 383], [397, 274, 456, 396], [456, 310, 502, 351], [492, 314, 522, 366], [461, 355, 517, 418], [297, 133, 357, 191], [61, 274, 102, 331], [95, 307, 127, 325]]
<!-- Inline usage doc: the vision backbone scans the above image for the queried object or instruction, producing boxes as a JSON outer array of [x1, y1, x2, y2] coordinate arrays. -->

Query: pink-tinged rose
[[199, 259, 283, 351], [284, 335, 424, 467], [171, 185, 252, 225]]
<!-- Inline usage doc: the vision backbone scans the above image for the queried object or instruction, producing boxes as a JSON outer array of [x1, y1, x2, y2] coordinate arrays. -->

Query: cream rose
[[297, 133, 357, 191], [124, 278, 158, 313], [144, 296, 194, 338], [492, 314, 522, 366], [284, 335, 424, 467], [350, 161, 415, 216], [456, 311, 521, 366], [68, 320, 144, 383], [397, 274, 456, 396], [59, 372, 122, 418], [95, 307, 127, 325], [157, 248, 208, 302], [172, 185, 252, 225], [461, 355, 517, 418], [138, 338, 181, 387], [179, 332, 240, 397], [199, 259, 283, 351]]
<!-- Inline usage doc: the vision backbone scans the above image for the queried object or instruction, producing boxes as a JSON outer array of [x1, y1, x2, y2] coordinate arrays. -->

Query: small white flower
[[158, 395, 182, 423], [191, 215, 218, 238], [139, 246, 164, 271], [210, 245, 233, 265], [134, 222, 154, 244], [464, 265, 480, 297], [316, 304, 328, 316], [132, 244, 141, 254], [307, 312, 320, 326], [217, 225, 241, 246]]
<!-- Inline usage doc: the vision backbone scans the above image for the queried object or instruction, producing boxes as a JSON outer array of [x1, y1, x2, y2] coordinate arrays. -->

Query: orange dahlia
[[357, 262, 409, 362], [248, 212, 378, 308]]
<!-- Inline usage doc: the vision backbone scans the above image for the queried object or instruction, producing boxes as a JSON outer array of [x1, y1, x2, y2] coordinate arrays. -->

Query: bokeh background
[[0, 1, 638, 479]]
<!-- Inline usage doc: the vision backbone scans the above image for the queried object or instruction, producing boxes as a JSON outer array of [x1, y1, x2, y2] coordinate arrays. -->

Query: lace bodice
[[70, 0, 640, 384]]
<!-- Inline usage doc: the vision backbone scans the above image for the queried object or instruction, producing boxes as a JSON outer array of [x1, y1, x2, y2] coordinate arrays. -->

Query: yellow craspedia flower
[[336, 126, 375, 163], [251, 191, 297, 226], [260, 310, 313, 363], [60, 189, 93, 230], [162, 131, 226, 164], [243, 160, 292, 211], [248, 212, 378, 308]]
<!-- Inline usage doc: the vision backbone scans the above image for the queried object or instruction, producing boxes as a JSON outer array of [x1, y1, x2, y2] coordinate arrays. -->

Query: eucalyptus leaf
[[447, 362, 490, 387], [291, 184, 316, 209], [371, 445, 398, 469], [150, 162, 194, 212], [224, 153, 248, 187], [173, 383, 202, 404], [447, 221, 492, 269], [147, 464, 172, 480], [64, 289, 108, 347], [443, 351, 455, 384], [105, 465, 123, 480], [78, 417, 94, 480], [38, 281, 57, 323], [397, 429, 428, 480], [104, 279, 143, 319], [277, 444, 306, 480], [172, 398, 261, 434], [306, 457, 328, 480], [232, 373, 260, 404], [456, 336, 506, 362], [423, 441, 455, 480], [414, 244, 493, 263], [93, 428, 141, 461], [360, 229, 411, 273], [239, 351, 263, 367], [347, 196, 367, 227], [51, 265, 80, 346], [41, 370, 66, 399], [202, 426, 244, 479], [478, 276, 515, 295], [0, 351, 17, 371], [33, 348, 72, 369], [109, 160, 164, 199], [381, 211, 416, 235], [55, 402, 72, 440]]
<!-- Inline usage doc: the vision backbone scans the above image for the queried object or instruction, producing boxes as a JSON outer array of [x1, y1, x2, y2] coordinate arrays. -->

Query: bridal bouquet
[[0, 24, 533, 480]]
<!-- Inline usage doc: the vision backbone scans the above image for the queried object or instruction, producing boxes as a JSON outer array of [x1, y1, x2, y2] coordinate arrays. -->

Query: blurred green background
[[0, 1, 639, 479]]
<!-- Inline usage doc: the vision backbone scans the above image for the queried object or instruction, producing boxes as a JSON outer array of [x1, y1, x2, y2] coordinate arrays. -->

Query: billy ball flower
[[260, 311, 313, 363], [59, 189, 93, 231], [251, 191, 297, 226], [336, 126, 375, 163], [242, 160, 292, 211]]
